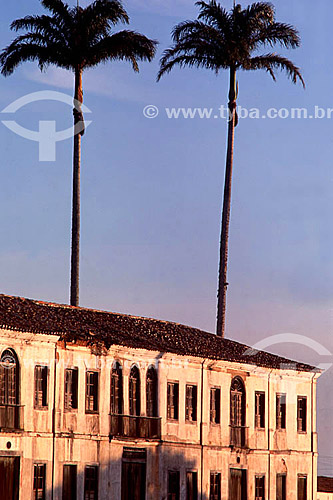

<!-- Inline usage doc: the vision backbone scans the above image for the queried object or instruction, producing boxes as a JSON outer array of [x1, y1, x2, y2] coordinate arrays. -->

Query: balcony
[[110, 414, 161, 440], [230, 425, 247, 448], [0, 405, 24, 431]]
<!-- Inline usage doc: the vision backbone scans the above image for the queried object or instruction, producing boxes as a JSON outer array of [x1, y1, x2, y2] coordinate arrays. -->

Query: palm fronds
[[247, 53, 305, 86], [0, 0, 157, 74], [159, 0, 304, 86]]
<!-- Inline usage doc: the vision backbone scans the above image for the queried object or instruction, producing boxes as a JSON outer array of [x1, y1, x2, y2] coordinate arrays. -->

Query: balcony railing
[[230, 425, 247, 448], [0, 405, 24, 431], [110, 414, 161, 440]]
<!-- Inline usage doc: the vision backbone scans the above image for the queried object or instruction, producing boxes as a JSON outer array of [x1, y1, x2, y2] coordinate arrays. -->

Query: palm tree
[[158, 1, 304, 337], [0, 0, 157, 306]]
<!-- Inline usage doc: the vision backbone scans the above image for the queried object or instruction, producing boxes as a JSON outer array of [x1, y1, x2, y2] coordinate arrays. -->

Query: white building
[[0, 294, 321, 499]]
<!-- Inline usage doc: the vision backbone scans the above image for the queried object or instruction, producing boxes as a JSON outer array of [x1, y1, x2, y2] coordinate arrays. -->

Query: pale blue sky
[[0, 0, 332, 472]]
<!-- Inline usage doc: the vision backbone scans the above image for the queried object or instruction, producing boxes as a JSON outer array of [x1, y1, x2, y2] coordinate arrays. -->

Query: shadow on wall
[[41, 447, 209, 500]]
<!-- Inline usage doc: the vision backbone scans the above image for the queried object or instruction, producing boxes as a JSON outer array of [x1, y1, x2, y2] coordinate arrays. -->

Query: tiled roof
[[0, 294, 317, 372], [318, 477, 333, 493]]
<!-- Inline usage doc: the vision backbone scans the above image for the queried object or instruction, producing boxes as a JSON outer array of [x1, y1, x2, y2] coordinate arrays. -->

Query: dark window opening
[[297, 397, 307, 433], [33, 463, 46, 500], [63, 464, 77, 500], [0, 350, 21, 430], [146, 367, 157, 417], [276, 394, 286, 429], [85, 372, 99, 413], [110, 363, 123, 415], [230, 377, 246, 427], [168, 471, 180, 500], [255, 475, 265, 500], [276, 474, 286, 500], [210, 388, 221, 424], [84, 465, 98, 500], [0, 349, 19, 406], [167, 382, 179, 420], [64, 368, 78, 411], [34, 366, 48, 409], [230, 377, 246, 447], [210, 472, 221, 500], [185, 384, 197, 422], [297, 475, 307, 500], [186, 471, 198, 500], [255, 392, 265, 429], [129, 366, 141, 416]]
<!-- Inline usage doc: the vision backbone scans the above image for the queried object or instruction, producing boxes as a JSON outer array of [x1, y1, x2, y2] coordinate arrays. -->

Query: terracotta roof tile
[[0, 294, 317, 372]]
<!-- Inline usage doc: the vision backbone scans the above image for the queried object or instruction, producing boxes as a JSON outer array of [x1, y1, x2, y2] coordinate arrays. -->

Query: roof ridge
[[0, 293, 211, 333], [0, 293, 319, 373]]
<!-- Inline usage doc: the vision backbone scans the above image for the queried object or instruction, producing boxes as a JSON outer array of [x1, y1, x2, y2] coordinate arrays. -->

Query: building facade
[[0, 294, 320, 499], [317, 477, 333, 500]]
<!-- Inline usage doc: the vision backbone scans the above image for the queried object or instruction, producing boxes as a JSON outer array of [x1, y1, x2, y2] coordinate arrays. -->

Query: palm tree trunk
[[216, 66, 237, 337], [70, 67, 83, 306]]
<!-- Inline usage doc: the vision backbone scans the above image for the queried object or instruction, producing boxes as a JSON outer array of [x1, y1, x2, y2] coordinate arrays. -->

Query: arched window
[[110, 362, 123, 415], [129, 366, 140, 416], [0, 349, 19, 406], [146, 367, 157, 417], [230, 377, 246, 428], [230, 376, 246, 447]]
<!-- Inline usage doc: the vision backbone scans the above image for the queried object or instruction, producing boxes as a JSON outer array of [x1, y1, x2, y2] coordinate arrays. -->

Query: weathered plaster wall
[[0, 329, 320, 499]]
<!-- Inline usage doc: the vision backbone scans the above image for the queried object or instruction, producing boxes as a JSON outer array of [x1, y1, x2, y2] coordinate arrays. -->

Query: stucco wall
[[318, 493, 333, 500], [0, 328, 320, 499]]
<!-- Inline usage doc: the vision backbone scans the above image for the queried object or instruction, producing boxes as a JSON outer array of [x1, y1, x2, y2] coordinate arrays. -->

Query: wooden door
[[121, 462, 146, 500], [229, 469, 247, 500], [63, 464, 77, 500], [0, 457, 20, 500]]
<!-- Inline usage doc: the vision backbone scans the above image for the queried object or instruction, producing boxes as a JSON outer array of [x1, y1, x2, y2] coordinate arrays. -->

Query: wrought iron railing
[[0, 404, 24, 430], [230, 425, 247, 448], [110, 414, 161, 439]]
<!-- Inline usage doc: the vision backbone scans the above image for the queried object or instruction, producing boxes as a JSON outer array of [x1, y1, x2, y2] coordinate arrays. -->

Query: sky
[[0, 0, 332, 473]]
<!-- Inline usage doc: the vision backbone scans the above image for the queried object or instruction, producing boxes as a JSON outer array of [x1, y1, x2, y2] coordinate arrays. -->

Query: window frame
[[167, 381, 179, 421], [33, 463, 46, 500], [255, 475, 265, 500], [186, 470, 198, 500], [63, 464, 77, 500], [210, 387, 221, 425], [276, 473, 287, 500], [146, 366, 158, 418], [185, 384, 198, 423], [85, 371, 99, 414], [64, 367, 78, 412], [168, 470, 180, 500], [297, 396, 307, 433], [110, 362, 123, 415], [297, 475, 307, 500], [230, 376, 246, 428], [255, 392, 265, 429], [84, 465, 99, 500], [0, 349, 20, 406], [209, 471, 221, 500], [34, 365, 49, 410], [129, 366, 141, 417], [276, 393, 286, 430]]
